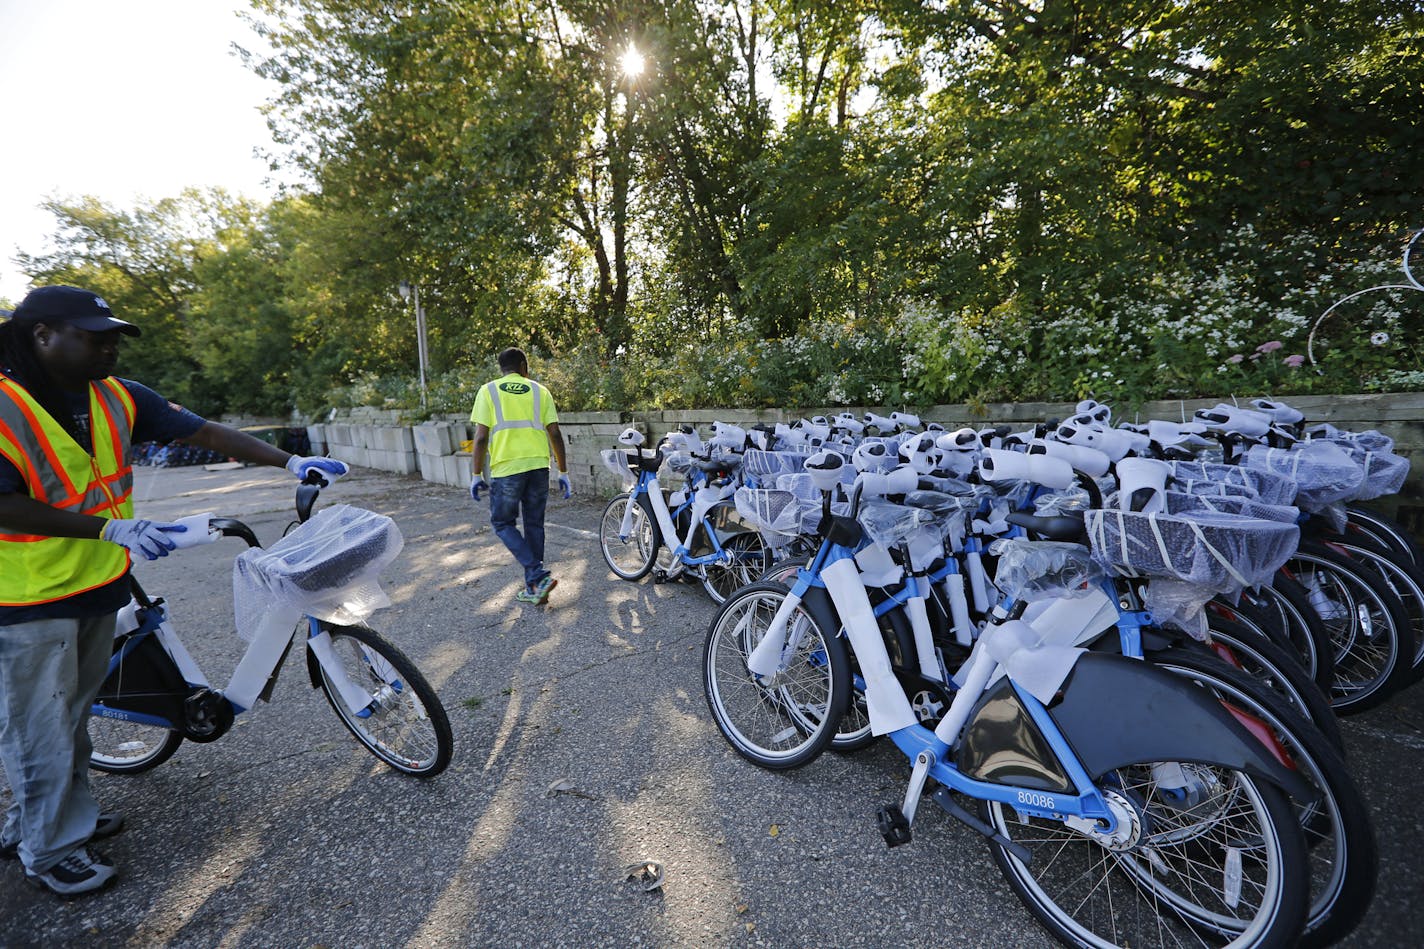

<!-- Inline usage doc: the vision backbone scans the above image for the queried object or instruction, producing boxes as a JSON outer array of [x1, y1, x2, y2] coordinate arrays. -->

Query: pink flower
[[1226, 354, 1245, 364], [1256, 340, 1284, 354], [1284, 354, 1305, 368]]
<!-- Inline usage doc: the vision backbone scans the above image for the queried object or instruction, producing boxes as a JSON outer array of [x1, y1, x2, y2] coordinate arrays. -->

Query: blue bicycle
[[705, 451, 1312, 947], [599, 428, 769, 603]]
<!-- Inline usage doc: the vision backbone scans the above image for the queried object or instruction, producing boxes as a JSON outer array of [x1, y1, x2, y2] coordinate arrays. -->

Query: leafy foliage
[[8, 0, 1423, 417]]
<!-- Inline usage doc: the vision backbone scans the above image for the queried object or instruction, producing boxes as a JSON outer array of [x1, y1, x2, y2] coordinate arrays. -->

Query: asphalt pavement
[[2, 464, 1421, 947]]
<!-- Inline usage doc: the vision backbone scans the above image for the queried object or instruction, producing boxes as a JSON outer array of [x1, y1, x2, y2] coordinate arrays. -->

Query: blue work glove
[[101, 519, 188, 561], [285, 456, 349, 482], [557, 473, 572, 500], [470, 478, 490, 502]]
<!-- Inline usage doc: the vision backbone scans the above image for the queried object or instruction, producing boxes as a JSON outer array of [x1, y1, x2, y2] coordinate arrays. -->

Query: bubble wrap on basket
[[1242, 442, 1365, 510], [988, 538, 1105, 602], [1333, 442, 1410, 500], [1084, 508, 1300, 595], [1161, 491, 1300, 524], [233, 505, 404, 642], [600, 448, 639, 486], [740, 449, 807, 484], [734, 487, 816, 539], [1166, 461, 1298, 506]]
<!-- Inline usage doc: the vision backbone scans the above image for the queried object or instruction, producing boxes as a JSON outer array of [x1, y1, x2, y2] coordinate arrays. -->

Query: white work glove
[[286, 456, 349, 482], [470, 478, 490, 503], [557, 473, 572, 500], [101, 519, 188, 561]]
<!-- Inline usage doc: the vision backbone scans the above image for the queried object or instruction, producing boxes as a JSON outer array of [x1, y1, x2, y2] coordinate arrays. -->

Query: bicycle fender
[[1048, 652, 1314, 801]]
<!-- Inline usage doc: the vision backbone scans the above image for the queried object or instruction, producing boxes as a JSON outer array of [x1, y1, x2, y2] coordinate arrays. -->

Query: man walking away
[[469, 348, 571, 605]]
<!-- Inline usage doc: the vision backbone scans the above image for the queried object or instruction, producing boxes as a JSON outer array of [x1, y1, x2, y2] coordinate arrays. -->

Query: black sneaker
[[24, 846, 117, 898], [1, 813, 124, 861]]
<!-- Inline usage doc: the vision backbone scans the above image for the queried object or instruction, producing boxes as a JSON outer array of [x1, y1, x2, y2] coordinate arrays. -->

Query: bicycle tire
[[1149, 645, 1378, 947], [702, 582, 850, 769], [308, 622, 453, 777], [1346, 505, 1422, 566], [1202, 616, 1343, 753], [984, 757, 1308, 948], [701, 530, 771, 604], [1254, 575, 1337, 692], [1285, 542, 1414, 714], [88, 714, 184, 774], [599, 493, 659, 581], [1324, 539, 1424, 683], [753, 558, 877, 751]]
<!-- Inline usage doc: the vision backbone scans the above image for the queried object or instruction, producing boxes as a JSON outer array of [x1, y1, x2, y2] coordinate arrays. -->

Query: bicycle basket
[[741, 449, 807, 484], [734, 487, 815, 540], [233, 504, 404, 640], [1166, 461, 1298, 506], [1241, 442, 1365, 509], [601, 448, 660, 486], [1084, 508, 1299, 595], [1335, 442, 1410, 500], [1160, 491, 1300, 524]]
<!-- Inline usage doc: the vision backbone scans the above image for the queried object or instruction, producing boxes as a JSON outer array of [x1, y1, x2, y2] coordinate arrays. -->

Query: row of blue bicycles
[[597, 395, 1415, 947]]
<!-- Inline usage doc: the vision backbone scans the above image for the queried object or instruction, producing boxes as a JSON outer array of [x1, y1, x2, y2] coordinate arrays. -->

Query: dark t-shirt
[[0, 375, 206, 625]]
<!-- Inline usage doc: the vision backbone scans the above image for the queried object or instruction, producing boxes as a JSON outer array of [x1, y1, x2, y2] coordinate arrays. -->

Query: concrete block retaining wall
[[311, 392, 1424, 533]]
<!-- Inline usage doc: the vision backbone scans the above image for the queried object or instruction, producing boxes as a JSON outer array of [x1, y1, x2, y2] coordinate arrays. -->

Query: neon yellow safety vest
[[471, 374, 557, 478], [0, 376, 135, 606]]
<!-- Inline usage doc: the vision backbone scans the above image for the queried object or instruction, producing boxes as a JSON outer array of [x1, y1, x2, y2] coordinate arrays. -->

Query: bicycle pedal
[[653, 569, 669, 583], [876, 805, 913, 848]]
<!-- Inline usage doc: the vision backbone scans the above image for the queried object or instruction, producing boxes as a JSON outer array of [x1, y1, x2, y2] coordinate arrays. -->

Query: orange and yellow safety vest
[[0, 375, 135, 606]]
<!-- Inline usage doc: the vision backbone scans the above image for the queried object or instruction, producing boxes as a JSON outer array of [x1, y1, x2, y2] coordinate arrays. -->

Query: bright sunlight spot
[[620, 45, 645, 78]]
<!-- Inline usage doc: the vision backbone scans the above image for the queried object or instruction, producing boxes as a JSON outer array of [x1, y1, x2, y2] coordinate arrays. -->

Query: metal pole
[[414, 285, 429, 408]]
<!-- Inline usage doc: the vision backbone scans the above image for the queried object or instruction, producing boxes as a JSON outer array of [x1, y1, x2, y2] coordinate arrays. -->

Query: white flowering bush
[[901, 226, 1421, 406]]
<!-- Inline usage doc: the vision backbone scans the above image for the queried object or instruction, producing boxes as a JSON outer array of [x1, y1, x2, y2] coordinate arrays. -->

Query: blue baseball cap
[[10, 285, 141, 337]]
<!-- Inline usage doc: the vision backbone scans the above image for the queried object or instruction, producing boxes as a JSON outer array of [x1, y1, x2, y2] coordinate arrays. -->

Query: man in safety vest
[[0, 286, 349, 898], [469, 348, 571, 605]]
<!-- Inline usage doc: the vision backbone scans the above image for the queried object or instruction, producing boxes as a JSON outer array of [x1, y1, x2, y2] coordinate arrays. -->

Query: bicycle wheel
[[1203, 616, 1343, 753], [703, 582, 850, 769], [985, 759, 1308, 948], [600, 493, 659, 581], [309, 623, 453, 777], [88, 713, 183, 774], [1285, 543, 1414, 714], [1346, 505, 1422, 567], [1327, 540, 1424, 682], [1253, 576, 1336, 691], [701, 530, 771, 604], [1150, 645, 1377, 947]]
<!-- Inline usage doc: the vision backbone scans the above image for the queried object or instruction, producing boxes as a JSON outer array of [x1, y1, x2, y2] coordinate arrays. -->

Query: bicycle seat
[[1006, 511, 1086, 542], [903, 489, 964, 518]]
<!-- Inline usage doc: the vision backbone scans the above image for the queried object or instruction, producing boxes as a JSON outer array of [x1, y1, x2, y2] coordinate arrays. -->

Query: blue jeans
[[0, 613, 115, 872], [488, 468, 550, 588]]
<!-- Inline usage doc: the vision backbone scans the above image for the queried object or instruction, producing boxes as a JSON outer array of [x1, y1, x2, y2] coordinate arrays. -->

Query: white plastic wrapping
[[232, 505, 404, 643], [600, 448, 651, 487], [988, 538, 1105, 602], [740, 449, 807, 484], [856, 498, 937, 549], [1242, 442, 1365, 510], [733, 486, 816, 541]]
